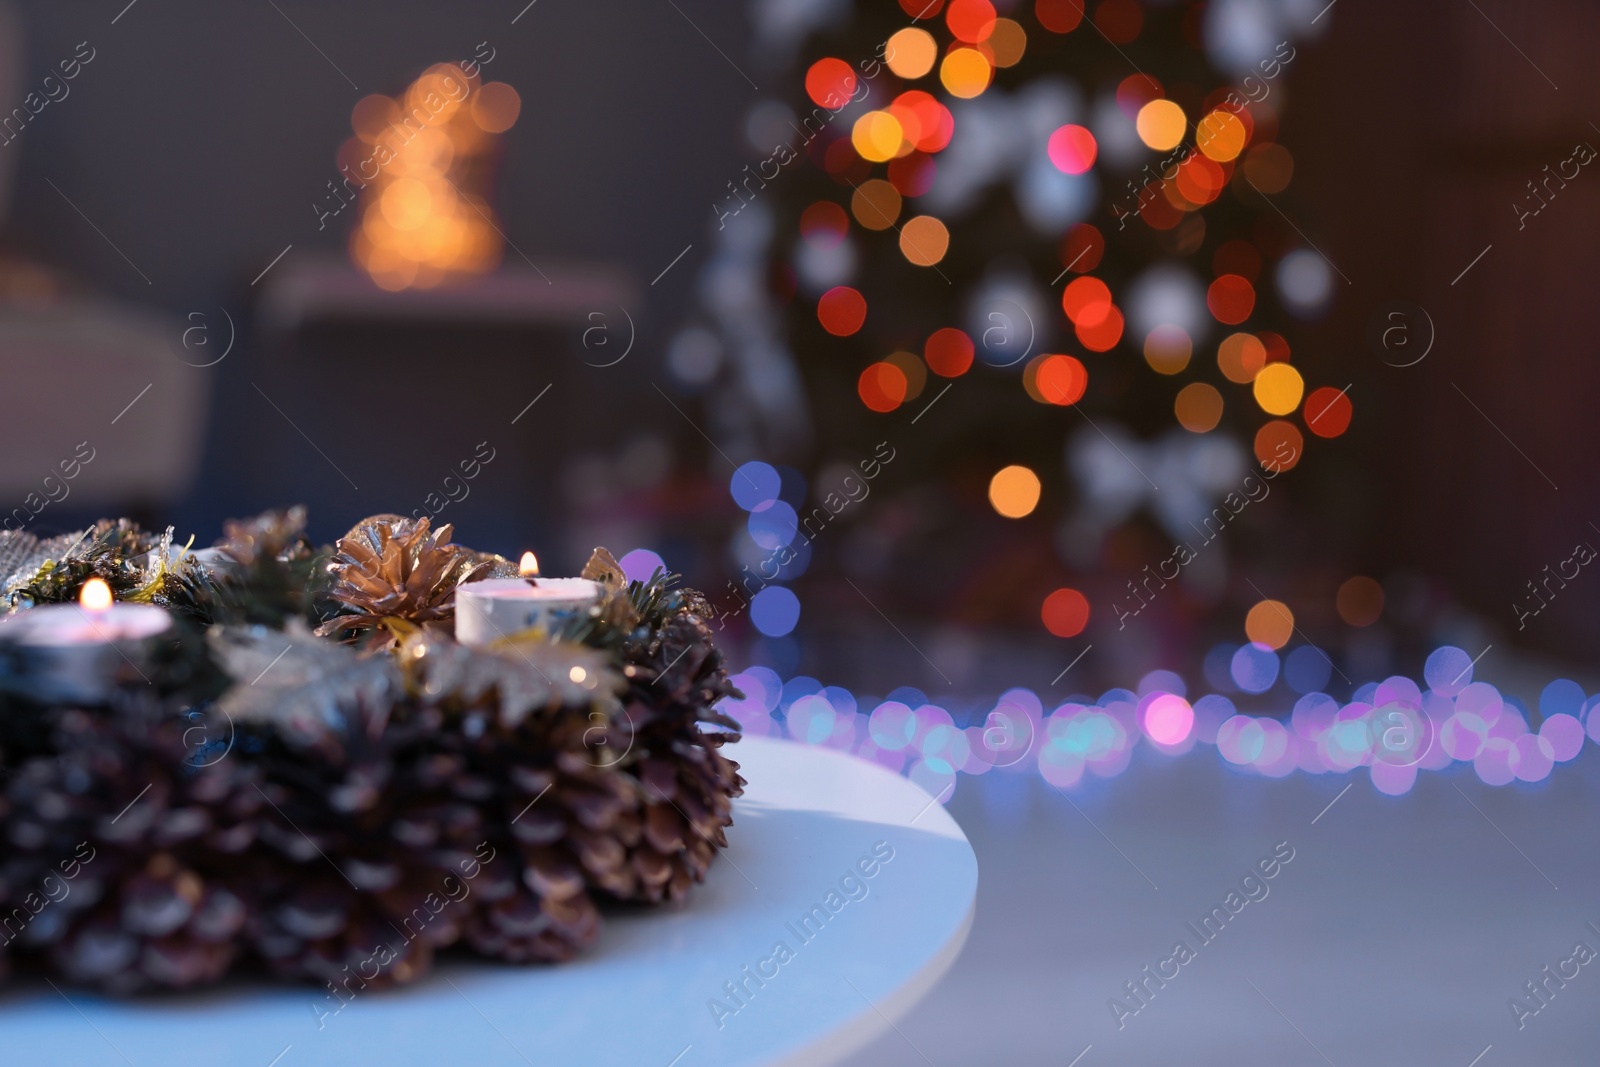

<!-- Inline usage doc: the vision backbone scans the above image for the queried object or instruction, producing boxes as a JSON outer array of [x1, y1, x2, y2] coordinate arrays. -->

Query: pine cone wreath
[[164, 506, 331, 630], [316, 515, 491, 650], [0, 517, 749, 995], [0, 697, 258, 993], [213, 626, 637, 978], [611, 610, 744, 903], [565, 547, 746, 904]]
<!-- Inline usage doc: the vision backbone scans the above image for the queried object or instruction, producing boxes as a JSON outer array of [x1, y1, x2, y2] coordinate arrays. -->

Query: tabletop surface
[[0, 736, 978, 1067]]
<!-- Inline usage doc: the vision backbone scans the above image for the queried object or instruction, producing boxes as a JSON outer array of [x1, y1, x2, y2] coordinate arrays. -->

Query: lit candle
[[454, 551, 601, 648], [0, 579, 173, 702]]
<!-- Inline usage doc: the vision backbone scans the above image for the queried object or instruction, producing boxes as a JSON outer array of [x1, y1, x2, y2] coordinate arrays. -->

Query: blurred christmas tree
[[680, 0, 1348, 679]]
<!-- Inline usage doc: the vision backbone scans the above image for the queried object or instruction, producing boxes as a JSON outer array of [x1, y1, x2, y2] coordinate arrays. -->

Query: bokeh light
[[988, 18, 1028, 67], [1254, 420, 1302, 471], [1035, 354, 1088, 405], [1207, 274, 1256, 324], [806, 58, 857, 108], [925, 328, 975, 377], [1175, 382, 1223, 432], [731, 462, 781, 510], [1253, 363, 1304, 416], [1217, 332, 1267, 383], [946, 0, 998, 42], [1195, 109, 1247, 161], [885, 28, 938, 80], [470, 82, 521, 133], [1143, 694, 1195, 746], [858, 362, 909, 412], [989, 465, 1042, 518], [1062, 276, 1113, 327], [1075, 306, 1124, 352], [349, 62, 514, 290], [852, 111, 906, 163], [1336, 576, 1384, 627], [1135, 99, 1186, 151], [1304, 386, 1353, 438], [1035, 0, 1084, 33], [852, 179, 902, 231], [1243, 142, 1294, 193], [748, 500, 799, 550], [1061, 223, 1104, 273], [1244, 600, 1294, 650], [1048, 125, 1098, 175], [900, 215, 951, 266], [884, 350, 928, 400], [750, 586, 801, 637], [617, 548, 666, 583], [1144, 324, 1192, 375], [1041, 588, 1090, 637], [940, 48, 993, 98], [1231, 643, 1280, 693], [801, 201, 849, 246], [818, 286, 867, 336]]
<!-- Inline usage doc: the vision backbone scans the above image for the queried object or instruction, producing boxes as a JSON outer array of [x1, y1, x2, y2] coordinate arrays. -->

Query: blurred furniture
[[0, 302, 206, 526], [0, 736, 978, 1067], [251, 257, 639, 561]]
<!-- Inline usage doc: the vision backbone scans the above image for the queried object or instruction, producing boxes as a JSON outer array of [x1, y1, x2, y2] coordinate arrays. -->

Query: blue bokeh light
[[730, 462, 781, 511], [751, 586, 801, 637]]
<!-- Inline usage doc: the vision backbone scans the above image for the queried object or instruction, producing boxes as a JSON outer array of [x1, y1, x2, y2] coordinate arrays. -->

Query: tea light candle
[[0, 578, 172, 702], [454, 552, 601, 648]]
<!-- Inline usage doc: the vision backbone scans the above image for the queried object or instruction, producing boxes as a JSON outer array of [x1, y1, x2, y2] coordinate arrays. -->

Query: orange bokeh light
[[859, 362, 909, 412], [1075, 305, 1124, 351], [1035, 354, 1089, 405], [1244, 600, 1294, 650], [1062, 276, 1112, 327], [1337, 576, 1384, 627], [349, 60, 515, 290], [1254, 420, 1303, 471]]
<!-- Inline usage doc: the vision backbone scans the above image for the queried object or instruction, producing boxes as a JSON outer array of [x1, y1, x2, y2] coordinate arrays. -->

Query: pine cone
[[215, 628, 630, 977], [557, 562, 746, 905], [316, 515, 490, 649], [217, 507, 314, 567], [0, 698, 258, 993]]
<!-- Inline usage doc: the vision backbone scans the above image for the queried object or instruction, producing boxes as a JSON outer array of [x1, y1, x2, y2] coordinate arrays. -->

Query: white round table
[[1, 737, 977, 1067]]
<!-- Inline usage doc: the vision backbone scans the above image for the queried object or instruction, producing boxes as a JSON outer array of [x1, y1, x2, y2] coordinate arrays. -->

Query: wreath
[[0, 510, 742, 994]]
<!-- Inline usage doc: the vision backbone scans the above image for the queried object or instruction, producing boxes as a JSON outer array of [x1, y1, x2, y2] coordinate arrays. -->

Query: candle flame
[[519, 551, 539, 577], [80, 578, 113, 612]]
